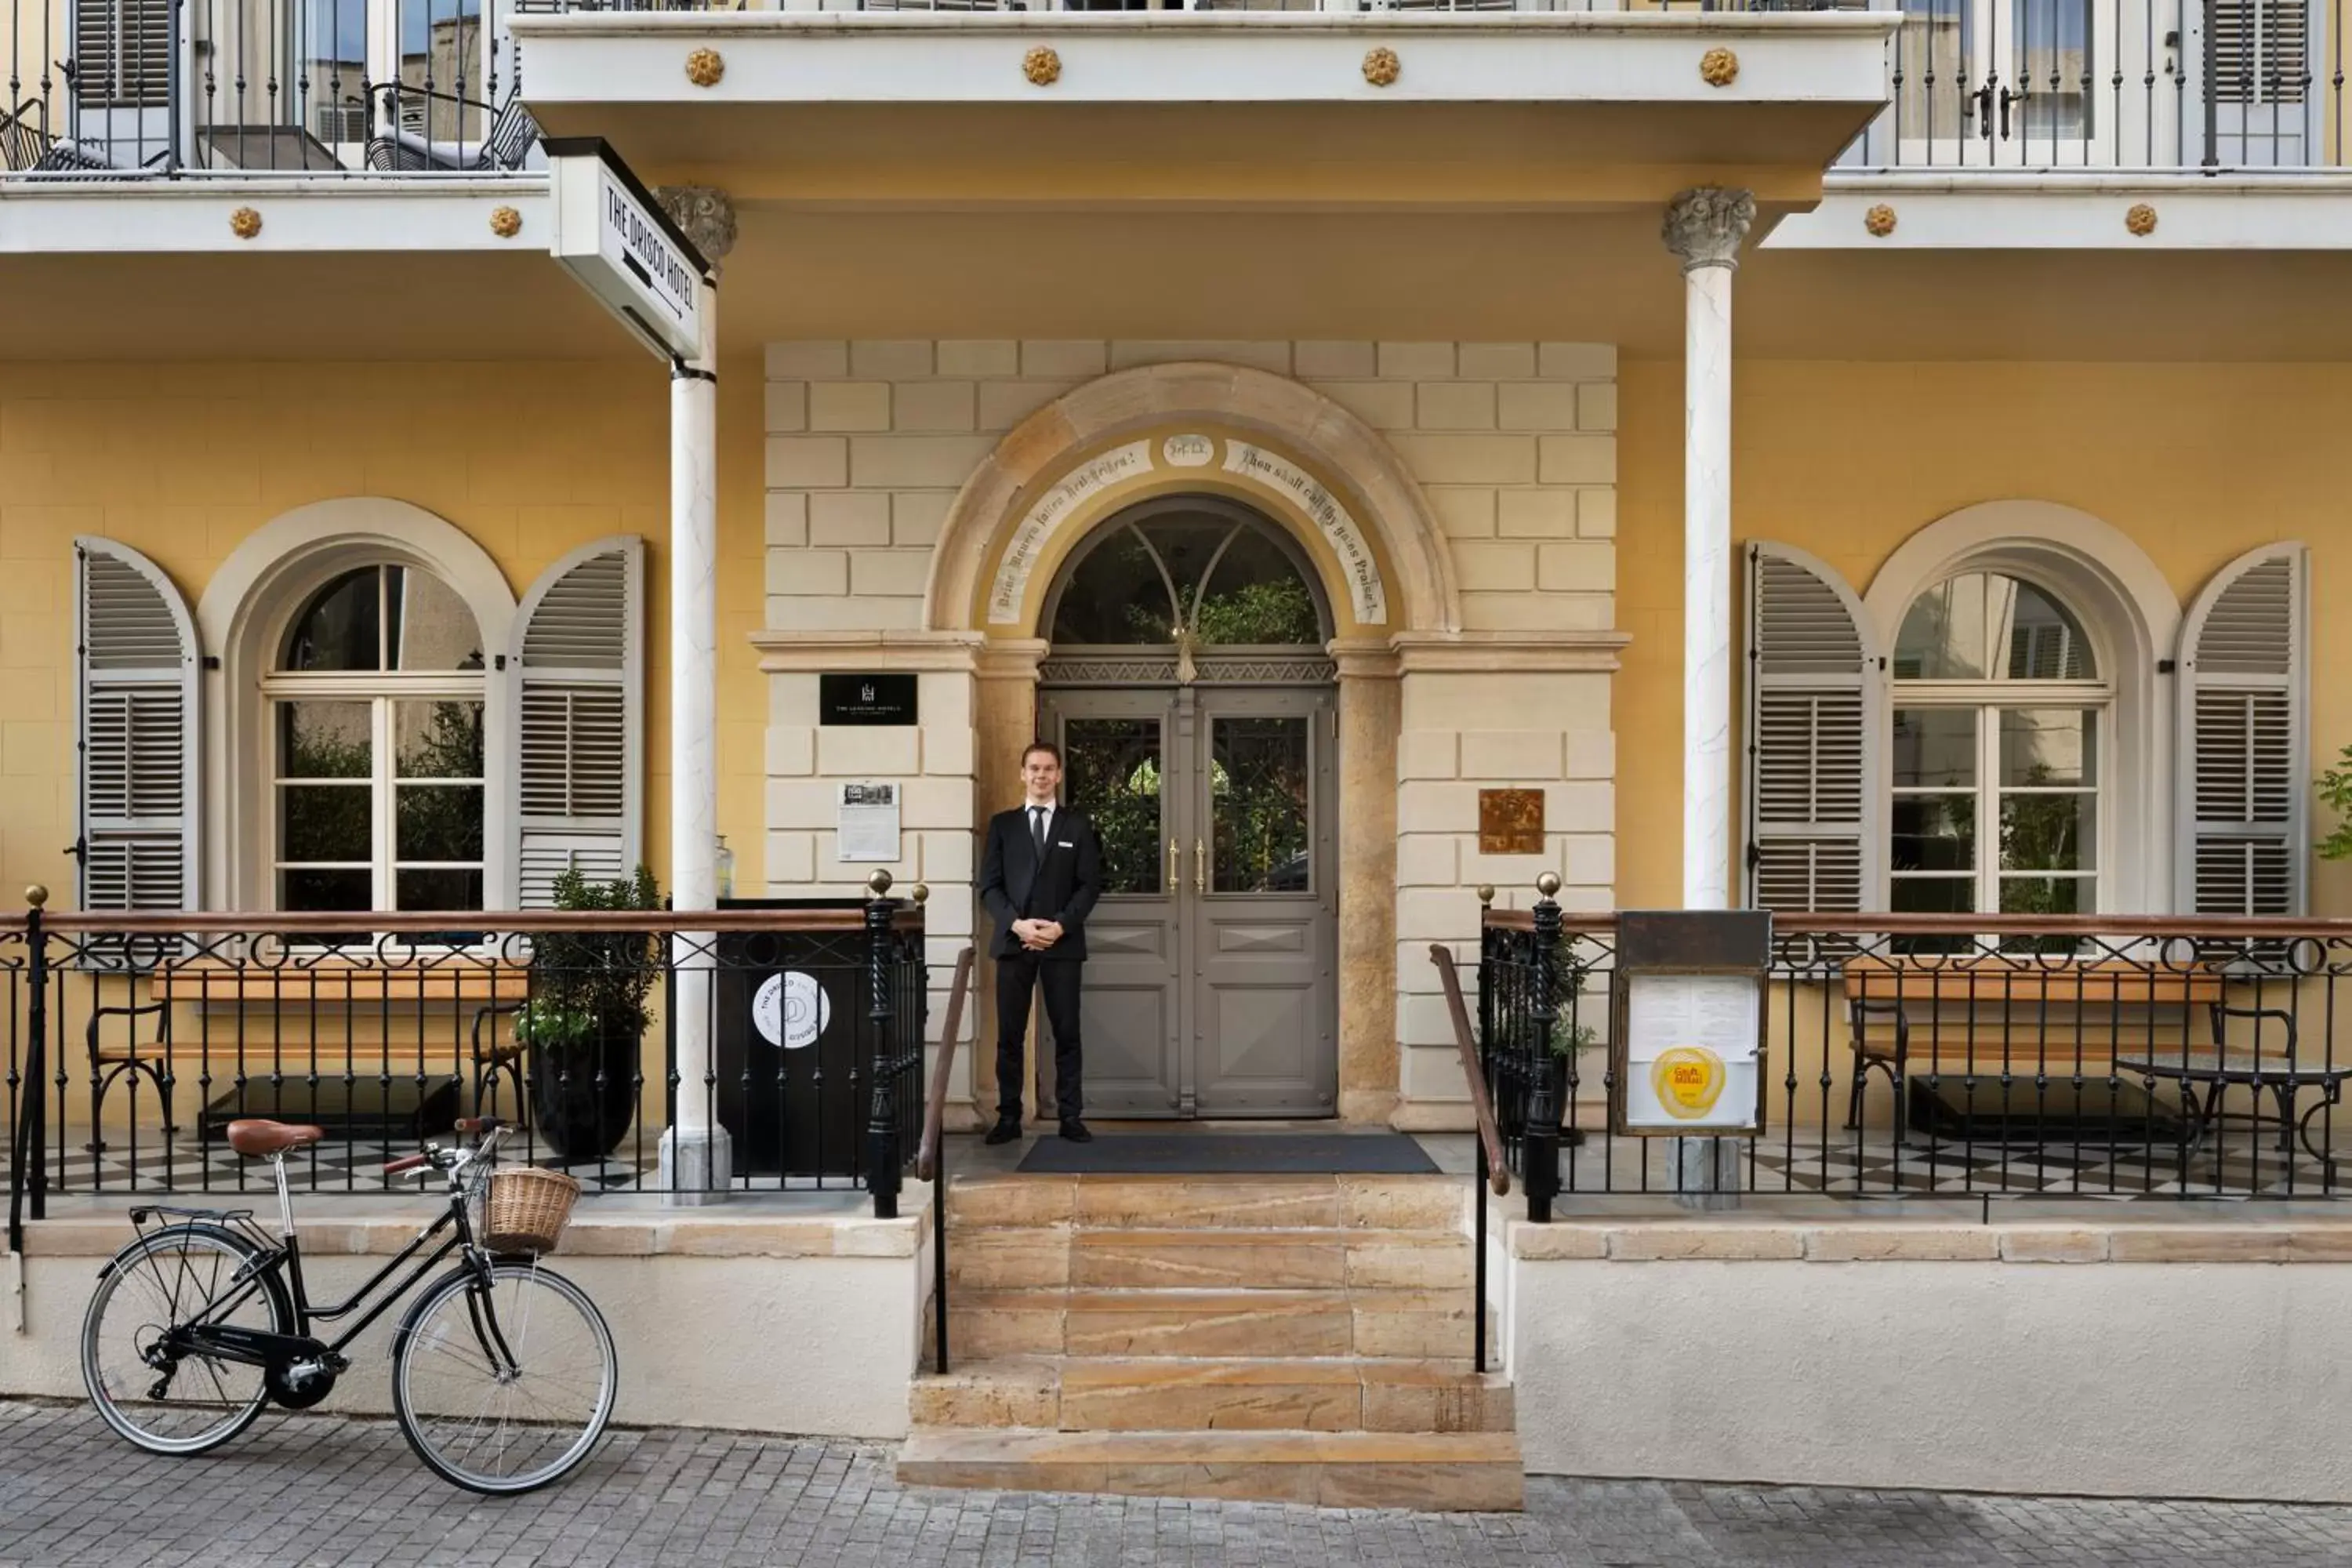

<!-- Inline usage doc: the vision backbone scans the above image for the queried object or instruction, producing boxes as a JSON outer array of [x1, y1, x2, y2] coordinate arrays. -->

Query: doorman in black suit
[[977, 740, 1105, 1143]]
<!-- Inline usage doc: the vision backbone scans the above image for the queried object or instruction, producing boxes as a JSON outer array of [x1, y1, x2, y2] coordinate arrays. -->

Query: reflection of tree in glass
[[397, 702, 487, 865], [280, 702, 485, 887], [1193, 579, 1319, 645], [1123, 578, 1320, 645], [1065, 724, 1162, 895], [1213, 727, 1310, 893], [1998, 760, 2082, 951]]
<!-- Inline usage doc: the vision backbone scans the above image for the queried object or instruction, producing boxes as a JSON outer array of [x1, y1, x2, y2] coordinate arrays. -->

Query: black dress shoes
[[1059, 1119, 1094, 1143], [983, 1118, 1022, 1146]]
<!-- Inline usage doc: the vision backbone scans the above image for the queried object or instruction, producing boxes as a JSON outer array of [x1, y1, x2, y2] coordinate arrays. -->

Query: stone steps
[[895, 1428, 1525, 1511], [902, 1170, 1518, 1512], [948, 1226, 1475, 1292], [910, 1356, 1515, 1434], [950, 1286, 1491, 1360]]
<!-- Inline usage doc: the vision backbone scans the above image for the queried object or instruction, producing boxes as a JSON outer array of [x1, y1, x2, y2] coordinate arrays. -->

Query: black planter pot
[[525, 1025, 643, 1161]]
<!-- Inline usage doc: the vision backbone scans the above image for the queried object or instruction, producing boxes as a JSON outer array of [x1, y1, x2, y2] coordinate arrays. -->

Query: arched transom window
[[1047, 502, 1327, 649], [1889, 570, 2108, 919], [266, 564, 488, 913]]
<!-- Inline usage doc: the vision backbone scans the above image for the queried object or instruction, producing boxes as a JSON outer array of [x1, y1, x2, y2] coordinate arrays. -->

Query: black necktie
[[1030, 807, 1047, 858]]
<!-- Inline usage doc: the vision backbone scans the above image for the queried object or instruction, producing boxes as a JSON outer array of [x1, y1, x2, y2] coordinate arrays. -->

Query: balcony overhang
[[0, 177, 640, 358], [509, 13, 1899, 212], [1770, 170, 2352, 251]]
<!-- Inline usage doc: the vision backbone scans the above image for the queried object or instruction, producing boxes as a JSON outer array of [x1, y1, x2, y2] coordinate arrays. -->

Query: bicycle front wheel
[[390, 1259, 617, 1494], [82, 1224, 292, 1456]]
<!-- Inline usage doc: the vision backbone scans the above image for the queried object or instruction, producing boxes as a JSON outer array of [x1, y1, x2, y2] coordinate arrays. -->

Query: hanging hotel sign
[[985, 432, 1389, 629], [1610, 909, 1771, 1137], [544, 137, 709, 361]]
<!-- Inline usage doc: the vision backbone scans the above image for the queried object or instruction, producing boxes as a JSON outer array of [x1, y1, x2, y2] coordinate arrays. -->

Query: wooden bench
[[1838, 957, 2227, 1128]]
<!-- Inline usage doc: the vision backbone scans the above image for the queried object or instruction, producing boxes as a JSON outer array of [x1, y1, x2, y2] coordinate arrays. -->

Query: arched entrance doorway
[[1036, 495, 1339, 1118]]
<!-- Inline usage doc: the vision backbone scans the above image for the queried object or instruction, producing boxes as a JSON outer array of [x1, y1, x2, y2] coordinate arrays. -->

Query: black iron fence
[[2, 0, 543, 175], [9, 0, 2346, 180], [1841, 0, 2347, 171], [1453, 889, 2352, 1210], [3, 881, 939, 1250]]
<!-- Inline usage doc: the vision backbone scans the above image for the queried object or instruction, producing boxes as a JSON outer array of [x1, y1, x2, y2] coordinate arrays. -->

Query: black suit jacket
[[977, 804, 1104, 962]]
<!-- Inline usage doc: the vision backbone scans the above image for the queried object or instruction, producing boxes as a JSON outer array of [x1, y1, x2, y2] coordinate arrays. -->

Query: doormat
[[1014, 1132, 1439, 1175]]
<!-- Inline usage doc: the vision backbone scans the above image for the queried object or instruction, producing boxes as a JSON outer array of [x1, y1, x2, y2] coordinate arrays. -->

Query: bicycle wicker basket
[[478, 1167, 582, 1256]]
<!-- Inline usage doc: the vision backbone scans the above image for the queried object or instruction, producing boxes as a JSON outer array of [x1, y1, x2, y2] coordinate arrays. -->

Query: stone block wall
[[761, 339, 1621, 1125], [761, 339, 1618, 637]]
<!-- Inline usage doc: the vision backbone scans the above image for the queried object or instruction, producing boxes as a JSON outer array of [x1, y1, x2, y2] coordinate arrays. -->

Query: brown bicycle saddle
[[224, 1119, 326, 1157]]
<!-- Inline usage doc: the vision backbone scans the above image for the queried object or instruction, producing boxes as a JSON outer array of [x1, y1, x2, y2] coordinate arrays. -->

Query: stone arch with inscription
[[924, 363, 1460, 641], [927, 363, 1458, 1126]]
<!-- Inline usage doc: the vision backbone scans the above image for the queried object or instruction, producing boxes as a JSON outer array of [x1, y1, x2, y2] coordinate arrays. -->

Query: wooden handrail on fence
[[4, 908, 926, 936], [1428, 945, 1509, 1198], [1482, 909, 2352, 942], [916, 946, 976, 1184]]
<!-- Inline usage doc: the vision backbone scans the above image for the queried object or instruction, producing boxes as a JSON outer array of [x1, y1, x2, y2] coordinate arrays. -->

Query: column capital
[[655, 184, 739, 275], [1662, 187, 1757, 273]]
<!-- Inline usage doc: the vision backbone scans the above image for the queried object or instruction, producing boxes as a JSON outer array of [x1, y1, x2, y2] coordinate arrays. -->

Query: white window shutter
[[74, 538, 200, 913], [509, 538, 644, 907], [1744, 543, 1880, 913], [2177, 543, 2308, 916]]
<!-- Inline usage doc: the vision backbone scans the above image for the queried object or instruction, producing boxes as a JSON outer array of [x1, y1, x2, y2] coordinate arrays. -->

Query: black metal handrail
[[1, 885, 936, 1220], [1428, 939, 1508, 1374], [915, 945, 975, 1374]]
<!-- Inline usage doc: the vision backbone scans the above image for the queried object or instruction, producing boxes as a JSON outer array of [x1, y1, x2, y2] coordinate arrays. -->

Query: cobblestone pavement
[[5, 1399, 2350, 1567]]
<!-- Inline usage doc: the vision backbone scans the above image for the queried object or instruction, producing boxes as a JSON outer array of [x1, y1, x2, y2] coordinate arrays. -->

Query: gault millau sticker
[[1649, 1046, 1726, 1120]]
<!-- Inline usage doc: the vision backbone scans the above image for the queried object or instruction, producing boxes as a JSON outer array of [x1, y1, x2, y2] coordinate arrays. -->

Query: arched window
[[1047, 502, 1327, 648], [1888, 571, 2107, 920], [265, 564, 488, 912]]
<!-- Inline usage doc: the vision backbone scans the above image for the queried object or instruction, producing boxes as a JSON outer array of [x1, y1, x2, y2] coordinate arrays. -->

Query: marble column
[[1663, 187, 1754, 913], [655, 186, 736, 1203], [1664, 186, 1754, 1210]]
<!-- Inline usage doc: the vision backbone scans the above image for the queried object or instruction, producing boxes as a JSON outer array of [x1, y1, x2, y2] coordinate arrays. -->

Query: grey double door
[[1040, 684, 1338, 1118]]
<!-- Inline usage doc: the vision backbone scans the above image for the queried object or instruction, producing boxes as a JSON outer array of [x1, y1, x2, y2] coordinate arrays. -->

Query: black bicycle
[[80, 1115, 617, 1495]]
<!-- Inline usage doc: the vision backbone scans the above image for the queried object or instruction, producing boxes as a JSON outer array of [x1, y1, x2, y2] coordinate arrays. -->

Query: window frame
[[1888, 677, 2111, 920], [263, 671, 489, 915]]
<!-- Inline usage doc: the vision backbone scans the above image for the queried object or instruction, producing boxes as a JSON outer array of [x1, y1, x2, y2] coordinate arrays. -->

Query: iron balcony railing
[[2, 884, 949, 1248], [1447, 890, 2352, 1213], [5, 0, 2343, 182]]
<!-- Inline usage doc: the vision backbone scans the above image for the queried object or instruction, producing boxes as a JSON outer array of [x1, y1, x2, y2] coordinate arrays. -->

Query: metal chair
[[87, 994, 177, 1154], [471, 1000, 530, 1123], [1845, 995, 1908, 1129]]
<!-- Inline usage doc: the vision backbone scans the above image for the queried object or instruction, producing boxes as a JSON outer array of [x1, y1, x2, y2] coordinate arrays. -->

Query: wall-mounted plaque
[[1477, 788, 1545, 855], [819, 673, 917, 726], [837, 782, 901, 862]]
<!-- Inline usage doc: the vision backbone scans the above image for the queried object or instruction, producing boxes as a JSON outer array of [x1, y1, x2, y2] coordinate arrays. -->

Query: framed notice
[[1609, 909, 1771, 1137], [837, 782, 901, 863]]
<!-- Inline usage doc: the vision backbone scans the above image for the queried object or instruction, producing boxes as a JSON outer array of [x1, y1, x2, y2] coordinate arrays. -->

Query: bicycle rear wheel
[[82, 1224, 291, 1456], [390, 1259, 617, 1495]]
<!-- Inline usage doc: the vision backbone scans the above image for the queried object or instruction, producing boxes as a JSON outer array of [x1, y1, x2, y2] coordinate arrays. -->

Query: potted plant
[[1547, 936, 1599, 1147], [514, 865, 661, 1161]]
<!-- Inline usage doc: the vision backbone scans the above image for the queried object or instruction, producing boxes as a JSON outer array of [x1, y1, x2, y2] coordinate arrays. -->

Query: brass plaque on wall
[[1477, 789, 1544, 855]]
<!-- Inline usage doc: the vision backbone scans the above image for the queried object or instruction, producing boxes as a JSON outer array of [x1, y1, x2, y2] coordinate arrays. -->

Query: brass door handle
[[1194, 838, 1206, 895], [1167, 837, 1180, 891]]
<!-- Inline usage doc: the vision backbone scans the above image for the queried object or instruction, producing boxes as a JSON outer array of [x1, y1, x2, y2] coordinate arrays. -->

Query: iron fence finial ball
[[868, 869, 894, 896], [1475, 884, 1496, 907], [1535, 872, 1563, 898], [911, 882, 931, 905], [24, 884, 46, 909]]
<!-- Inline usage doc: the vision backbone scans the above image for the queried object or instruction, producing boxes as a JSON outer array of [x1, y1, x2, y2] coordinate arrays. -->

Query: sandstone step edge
[[895, 1426, 1526, 1512]]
